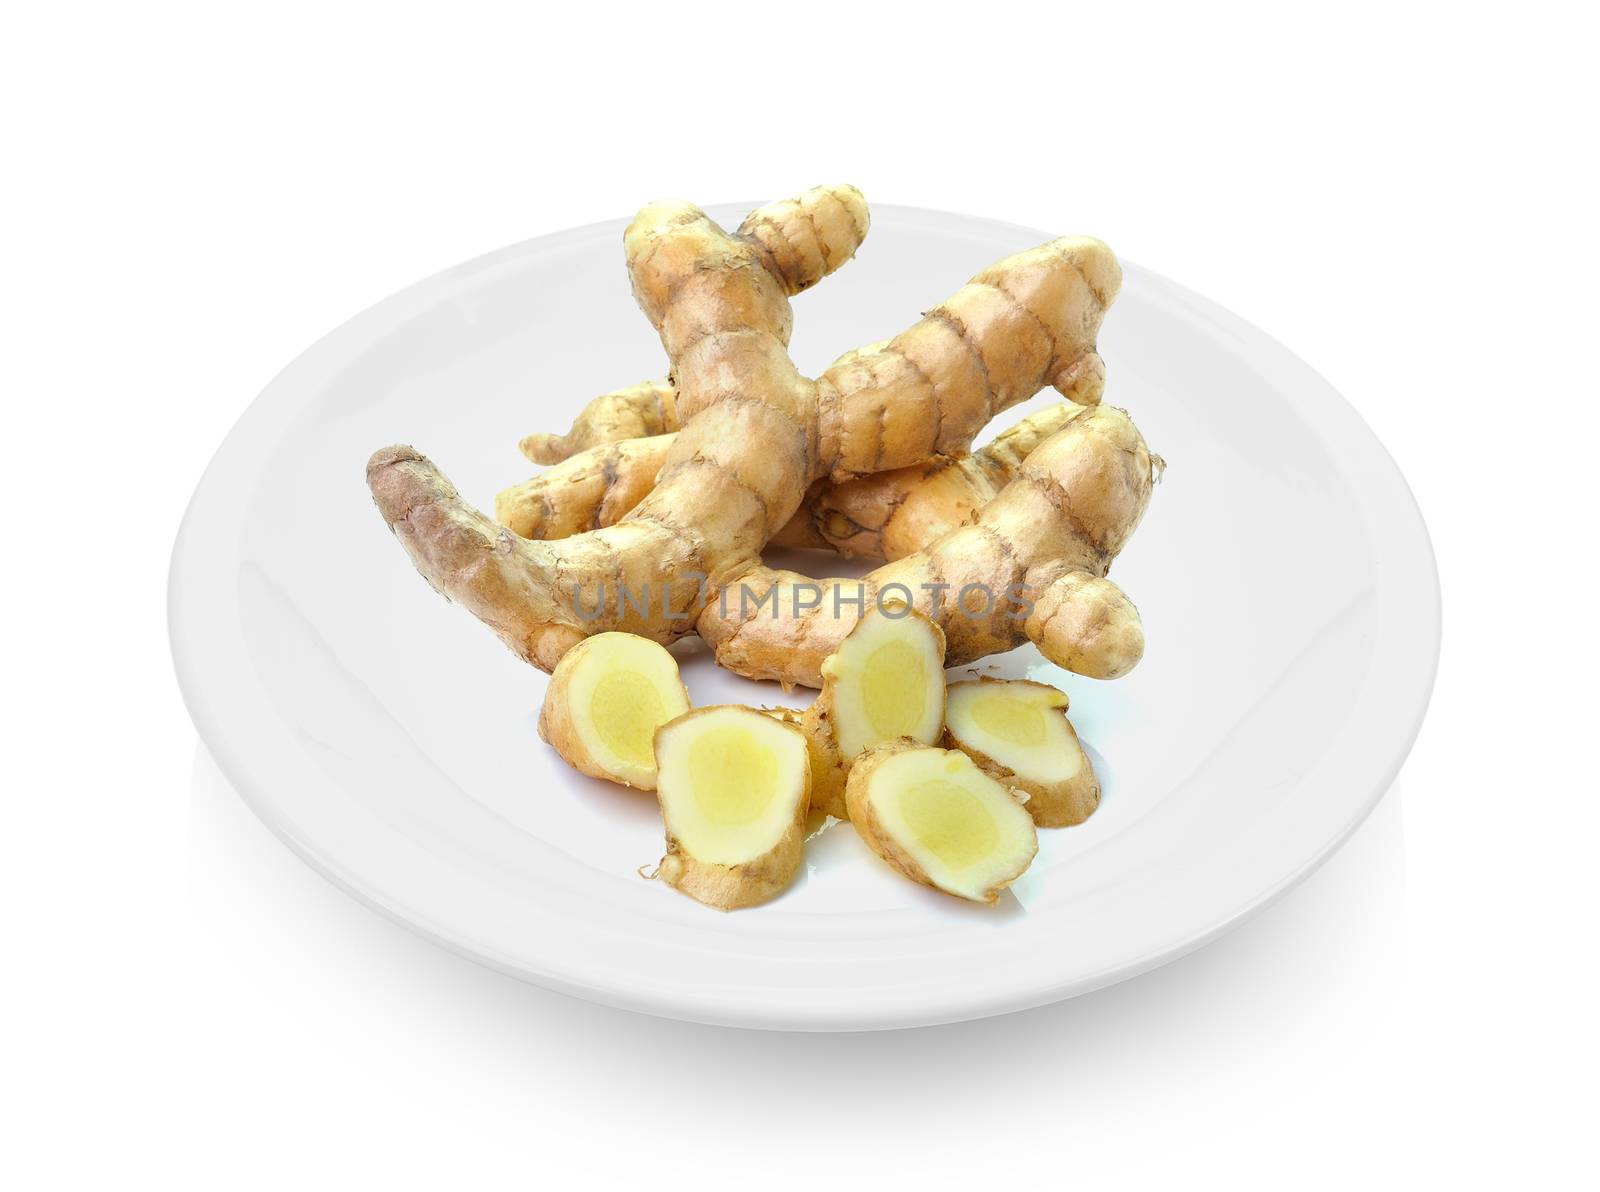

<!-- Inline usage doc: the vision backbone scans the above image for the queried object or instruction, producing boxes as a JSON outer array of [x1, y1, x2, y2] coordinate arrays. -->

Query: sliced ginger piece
[[799, 605, 947, 819], [846, 740, 1037, 904], [538, 632, 690, 790], [824, 607, 947, 757], [653, 706, 812, 911], [944, 679, 1100, 827]]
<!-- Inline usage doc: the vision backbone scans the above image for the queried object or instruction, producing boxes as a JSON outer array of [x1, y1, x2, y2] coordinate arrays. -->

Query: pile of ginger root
[[368, 184, 1161, 911]]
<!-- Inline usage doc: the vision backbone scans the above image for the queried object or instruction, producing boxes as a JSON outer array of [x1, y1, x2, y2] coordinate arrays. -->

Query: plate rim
[[169, 202, 1441, 1031]]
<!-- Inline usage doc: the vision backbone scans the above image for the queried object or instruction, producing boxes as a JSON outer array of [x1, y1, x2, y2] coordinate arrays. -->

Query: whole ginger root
[[368, 184, 1121, 673]]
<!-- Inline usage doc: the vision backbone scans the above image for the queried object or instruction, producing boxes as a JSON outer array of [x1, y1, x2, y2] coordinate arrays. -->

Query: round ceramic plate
[[169, 203, 1439, 1031]]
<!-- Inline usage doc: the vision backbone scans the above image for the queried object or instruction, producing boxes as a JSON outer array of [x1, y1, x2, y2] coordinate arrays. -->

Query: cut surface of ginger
[[654, 706, 811, 910], [847, 742, 1037, 904], [825, 609, 946, 758], [538, 632, 690, 790], [943, 679, 1099, 827]]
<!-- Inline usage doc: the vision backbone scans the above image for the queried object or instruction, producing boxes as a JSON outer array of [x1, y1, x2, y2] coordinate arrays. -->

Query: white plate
[[169, 203, 1439, 1031]]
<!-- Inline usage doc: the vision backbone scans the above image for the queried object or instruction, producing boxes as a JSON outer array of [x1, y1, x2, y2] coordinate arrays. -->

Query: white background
[[6, 2, 1596, 1187]]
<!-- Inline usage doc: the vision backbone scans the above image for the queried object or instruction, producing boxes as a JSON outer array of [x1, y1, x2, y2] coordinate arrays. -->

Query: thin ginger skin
[[368, 184, 1120, 673]]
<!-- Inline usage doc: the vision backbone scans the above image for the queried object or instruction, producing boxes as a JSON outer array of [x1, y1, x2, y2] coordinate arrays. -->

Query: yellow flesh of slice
[[687, 725, 780, 827], [830, 612, 944, 759], [865, 748, 1038, 901], [860, 639, 929, 740], [898, 778, 1001, 871], [656, 708, 809, 868], [590, 669, 666, 770], [947, 682, 1080, 786], [968, 690, 1049, 746]]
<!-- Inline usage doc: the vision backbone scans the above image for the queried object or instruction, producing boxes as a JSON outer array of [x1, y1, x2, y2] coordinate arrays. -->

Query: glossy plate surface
[[169, 204, 1439, 1030]]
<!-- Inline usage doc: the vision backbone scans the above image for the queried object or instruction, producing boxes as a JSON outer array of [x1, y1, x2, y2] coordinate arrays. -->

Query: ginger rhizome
[[368, 185, 1120, 674], [797, 605, 948, 819], [944, 679, 1099, 827], [497, 402, 1091, 561], [368, 184, 870, 669], [652, 705, 812, 910], [845, 740, 1038, 904], [699, 403, 1155, 689], [537, 632, 690, 790]]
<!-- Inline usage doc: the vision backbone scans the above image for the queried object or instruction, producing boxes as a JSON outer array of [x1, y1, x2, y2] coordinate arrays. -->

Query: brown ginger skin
[[800, 401, 1091, 560], [369, 186, 1120, 673], [656, 831, 806, 912], [698, 403, 1155, 689], [797, 698, 851, 821], [760, 704, 854, 825], [497, 433, 674, 541]]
